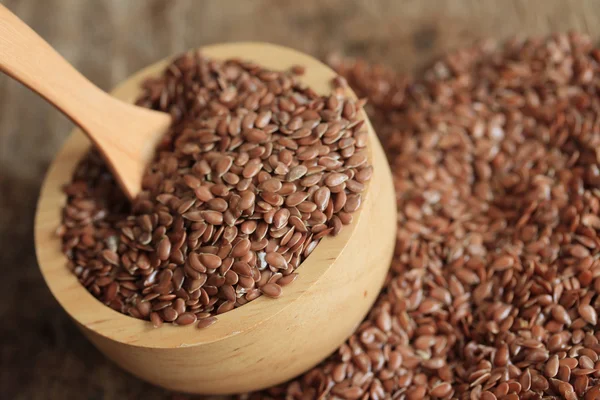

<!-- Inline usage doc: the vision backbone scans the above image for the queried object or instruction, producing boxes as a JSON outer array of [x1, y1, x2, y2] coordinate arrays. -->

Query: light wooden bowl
[[34, 43, 396, 395]]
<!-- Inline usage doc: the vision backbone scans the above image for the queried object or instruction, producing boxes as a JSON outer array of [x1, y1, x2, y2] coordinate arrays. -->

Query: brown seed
[[586, 385, 600, 400], [255, 111, 272, 128], [242, 161, 263, 178], [494, 344, 509, 366], [197, 316, 218, 329], [194, 186, 214, 201], [430, 382, 451, 398], [344, 194, 361, 212], [579, 304, 598, 325], [199, 253, 222, 269], [162, 307, 178, 322], [552, 304, 572, 325], [244, 128, 268, 143], [285, 191, 309, 207], [545, 355, 560, 378], [201, 210, 223, 225], [301, 173, 322, 187], [570, 244, 590, 258], [313, 186, 331, 211], [259, 178, 283, 193], [297, 201, 317, 213], [261, 192, 283, 207], [406, 386, 426, 400], [207, 198, 228, 212], [232, 261, 252, 277], [173, 298, 186, 315], [220, 284, 236, 303], [338, 211, 353, 225], [573, 375, 588, 396], [101, 249, 119, 265], [345, 179, 364, 193], [520, 369, 532, 391], [265, 252, 287, 269], [175, 312, 197, 326], [150, 312, 163, 328], [157, 237, 171, 261], [297, 147, 318, 160], [277, 273, 298, 286], [214, 156, 233, 177], [561, 358, 579, 369], [231, 238, 251, 258], [183, 174, 201, 189], [490, 255, 514, 270], [287, 165, 308, 181], [325, 172, 349, 187], [579, 356, 595, 369], [136, 301, 151, 317], [217, 301, 235, 314], [355, 166, 373, 183], [260, 283, 282, 298], [188, 253, 206, 273], [346, 153, 367, 168], [376, 310, 392, 332], [558, 365, 571, 382], [273, 208, 290, 229]]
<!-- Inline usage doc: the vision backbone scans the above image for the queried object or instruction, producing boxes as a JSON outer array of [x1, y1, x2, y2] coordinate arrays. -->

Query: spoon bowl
[[34, 43, 396, 394]]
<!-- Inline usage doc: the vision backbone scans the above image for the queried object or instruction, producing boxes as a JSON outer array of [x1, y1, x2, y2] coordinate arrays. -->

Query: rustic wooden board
[[1, 0, 599, 398]]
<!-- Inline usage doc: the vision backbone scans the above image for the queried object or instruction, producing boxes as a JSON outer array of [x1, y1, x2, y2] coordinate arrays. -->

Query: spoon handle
[[0, 4, 110, 132], [0, 4, 172, 200]]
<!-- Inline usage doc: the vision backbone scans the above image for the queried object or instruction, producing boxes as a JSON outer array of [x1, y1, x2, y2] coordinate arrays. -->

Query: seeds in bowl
[[59, 52, 372, 330], [243, 33, 600, 399]]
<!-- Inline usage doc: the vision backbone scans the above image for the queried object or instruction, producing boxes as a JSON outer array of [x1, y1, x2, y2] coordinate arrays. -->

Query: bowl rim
[[34, 42, 376, 349]]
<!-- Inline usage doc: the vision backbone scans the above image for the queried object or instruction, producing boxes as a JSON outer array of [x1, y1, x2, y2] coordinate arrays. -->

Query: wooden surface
[[2, 0, 600, 398], [35, 42, 396, 394]]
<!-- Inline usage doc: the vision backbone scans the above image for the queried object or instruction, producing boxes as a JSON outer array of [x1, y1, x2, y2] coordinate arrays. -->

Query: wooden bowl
[[34, 43, 396, 395]]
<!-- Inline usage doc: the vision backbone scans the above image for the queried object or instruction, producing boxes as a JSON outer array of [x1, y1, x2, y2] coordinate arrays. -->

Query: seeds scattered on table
[[59, 52, 371, 330], [243, 33, 600, 399]]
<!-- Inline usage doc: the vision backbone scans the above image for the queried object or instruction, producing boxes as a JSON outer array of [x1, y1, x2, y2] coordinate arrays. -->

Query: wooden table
[[1, 0, 598, 398]]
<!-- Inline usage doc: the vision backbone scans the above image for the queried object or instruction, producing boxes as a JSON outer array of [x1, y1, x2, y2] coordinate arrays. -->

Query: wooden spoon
[[0, 4, 171, 199]]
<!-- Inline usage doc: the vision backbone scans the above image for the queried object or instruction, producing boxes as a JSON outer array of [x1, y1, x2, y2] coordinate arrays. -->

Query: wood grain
[[2, 0, 600, 398]]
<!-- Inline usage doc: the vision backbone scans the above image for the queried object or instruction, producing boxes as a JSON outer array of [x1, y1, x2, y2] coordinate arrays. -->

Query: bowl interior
[[34, 42, 376, 348]]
